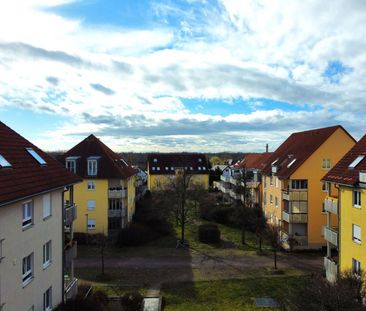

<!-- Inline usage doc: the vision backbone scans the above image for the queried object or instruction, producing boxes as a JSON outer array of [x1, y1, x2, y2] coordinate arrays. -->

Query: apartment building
[[219, 153, 272, 205], [60, 135, 136, 237], [261, 125, 355, 249], [322, 134, 366, 282], [0, 122, 81, 310], [147, 153, 210, 191]]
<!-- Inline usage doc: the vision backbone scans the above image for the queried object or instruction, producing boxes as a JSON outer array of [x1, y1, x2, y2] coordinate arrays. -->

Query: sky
[[0, 0, 365, 152]]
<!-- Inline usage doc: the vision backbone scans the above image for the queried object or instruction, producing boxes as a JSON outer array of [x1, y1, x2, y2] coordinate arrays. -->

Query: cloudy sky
[[0, 0, 365, 152]]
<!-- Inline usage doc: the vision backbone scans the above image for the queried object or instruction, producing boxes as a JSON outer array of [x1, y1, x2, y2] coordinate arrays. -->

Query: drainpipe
[[61, 187, 67, 305]]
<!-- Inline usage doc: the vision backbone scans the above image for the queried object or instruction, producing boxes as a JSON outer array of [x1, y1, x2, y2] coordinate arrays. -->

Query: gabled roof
[[147, 153, 209, 175], [59, 135, 136, 179], [235, 152, 273, 170], [0, 122, 81, 206], [262, 125, 354, 179], [323, 134, 366, 186]]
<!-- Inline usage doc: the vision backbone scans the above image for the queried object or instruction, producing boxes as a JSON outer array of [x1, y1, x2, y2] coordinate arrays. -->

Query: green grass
[[162, 276, 306, 311]]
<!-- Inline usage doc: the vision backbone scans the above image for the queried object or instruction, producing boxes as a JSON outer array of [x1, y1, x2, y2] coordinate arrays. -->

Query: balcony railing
[[65, 203, 77, 226], [282, 231, 308, 247], [64, 277, 78, 300], [324, 226, 338, 247], [108, 188, 127, 199], [282, 189, 308, 201], [324, 196, 338, 215], [324, 257, 338, 283], [282, 211, 308, 223], [65, 241, 77, 266], [108, 209, 123, 217], [220, 175, 230, 183]]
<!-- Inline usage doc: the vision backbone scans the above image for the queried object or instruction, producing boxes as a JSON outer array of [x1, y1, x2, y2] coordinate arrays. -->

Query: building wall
[[291, 127, 355, 247], [262, 175, 283, 225], [148, 174, 209, 191], [0, 190, 63, 310], [339, 186, 366, 272], [72, 179, 109, 234], [127, 175, 136, 222]]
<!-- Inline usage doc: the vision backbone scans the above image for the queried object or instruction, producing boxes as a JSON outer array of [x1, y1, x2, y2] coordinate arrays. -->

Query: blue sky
[[0, 0, 365, 152]]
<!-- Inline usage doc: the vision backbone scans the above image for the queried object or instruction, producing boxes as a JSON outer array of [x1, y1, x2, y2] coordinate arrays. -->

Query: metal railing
[[282, 211, 308, 223], [108, 188, 127, 199], [324, 226, 338, 247], [65, 203, 77, 226], [324, 257, 338, 282], [324, 196, 338, 215]]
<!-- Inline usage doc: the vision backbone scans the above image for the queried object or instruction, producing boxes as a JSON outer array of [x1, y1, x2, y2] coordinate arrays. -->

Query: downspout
[[61, 186, 68, 305]]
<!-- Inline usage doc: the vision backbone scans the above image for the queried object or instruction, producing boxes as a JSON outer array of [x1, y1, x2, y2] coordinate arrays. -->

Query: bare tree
[[264, 224, 282, 269]]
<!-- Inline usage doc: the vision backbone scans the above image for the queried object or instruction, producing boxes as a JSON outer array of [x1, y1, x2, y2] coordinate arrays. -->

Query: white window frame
[[270, 194, 273, 205], [87, 180, 96, 191], [322, 159, 331, 169], [321, 181, 329, 193], [22, 201, 33, 228], [43, 287, 52, 311], [353, 190, 361, 208], [87, 219, 96, 230], [43, 193, 52, 219], [157, 167, 160, 171], [87, 200, 96, 211], [22, 253, 33, 286], [43, 241, 52, 269], [352, 224, 361, 244], [270, 176, 273, 186], [352, 258, 361, 275], [87, 159, 98, 176], [275, 177, 278, 188], [275, 196, 278, 208], [66, 160, 76, 173]]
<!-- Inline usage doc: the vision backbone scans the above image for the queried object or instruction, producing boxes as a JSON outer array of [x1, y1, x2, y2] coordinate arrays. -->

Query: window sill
[[22, 223, 33, 231], [353, 239, 361, 245], [22, 276, 34, 288], [353, 205, 361, 209], [43, 215, 52, 221], [43, 261, 51, 270]]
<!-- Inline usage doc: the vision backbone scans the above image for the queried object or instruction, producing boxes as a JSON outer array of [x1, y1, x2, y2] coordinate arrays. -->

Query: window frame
[[87, 180, 96, 191], [22, 200, 33, 229], [353, 190, 361, 208], [43, 193, 52, 220], [270, 194, 273, 205], [352, 258, 361, 275], [43, 241, 52, 269], [87, 219, 96, 230], [352, 224, 361, 244], [275, 196, 278, 208], [66, 159, 76, 174], [22, 253, 33, 286], [87, 200, 96, 211], [87, 159, 98, 176], [43, 287, 52, 311]]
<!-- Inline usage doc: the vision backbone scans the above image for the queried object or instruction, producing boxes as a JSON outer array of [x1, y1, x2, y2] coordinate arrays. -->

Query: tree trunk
[[180, 201, 185, 244], [274, 249, 277, 270], [241, 227, 246, 245], [259, 235, 262, 252]]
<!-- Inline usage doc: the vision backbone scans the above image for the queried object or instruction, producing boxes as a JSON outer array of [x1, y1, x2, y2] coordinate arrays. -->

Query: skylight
[[26, 148, 46, 165], [287, 158, 297, 168], [349, 155, 365, 169], [0, 154, 11, 168], [272, 158, 279, 165]]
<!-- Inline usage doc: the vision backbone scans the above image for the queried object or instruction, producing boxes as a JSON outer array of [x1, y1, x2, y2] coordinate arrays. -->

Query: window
[[291, 180, 308, 189], [153, 158, 157, 162], [87, 181, 96, 190], [263, 192, 267, 205], [157, 167, 160, 171], [275, 196, 278, 208], [198, 167, 201, 170], [87, 159, 98, 176], [203, 166, 206, 170], [87, 200, 96, 211], [165, 166, 169, 171], [322, 203, 326, 213], [353, 224, 361, 244], [353, 190, 361, 208], [322, 159, 331, 169], [270, 176, 273, 186], [0, 154, 11, 168], [198, 158, 202, 162], [152, 167, 156, 171], [349, 156, 365, 169], [43, 193, 51, 219], [43, 287, 52, 311], [26, 148, 46, 165], [275, 177, 278, 188], [66, 159, 76, 173], [171, 167, 174, 171], [321, 181, 329, 192], [190, 167, 194, 170], [109, 199, 122, 210], [22, 201, 33, 228], [352, 258, 361, 275], [87, 219, 96, 229], [263, 176, 267, 188], [43, 241, 51, 268], [22, 253, 33, 286], [270, 194, 273, 204]]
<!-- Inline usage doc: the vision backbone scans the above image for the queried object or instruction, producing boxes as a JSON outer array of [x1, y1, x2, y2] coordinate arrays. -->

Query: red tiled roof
[[262, 125, 354, 179], [0, 122, 81, 206], [235, 152, 273, 170], [323, 134, 366, 186], [59, 135, 136, 179], [147, 153, 209, 175]]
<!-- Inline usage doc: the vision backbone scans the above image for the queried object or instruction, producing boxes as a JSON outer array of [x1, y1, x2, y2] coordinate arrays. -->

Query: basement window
[[0, 154, 11, 168], [349, 156, 365, 170], [26, 148, 46, 165]]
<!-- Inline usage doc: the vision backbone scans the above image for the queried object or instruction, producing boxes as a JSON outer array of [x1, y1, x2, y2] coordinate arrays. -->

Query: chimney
[[266, 144, 269, 153]]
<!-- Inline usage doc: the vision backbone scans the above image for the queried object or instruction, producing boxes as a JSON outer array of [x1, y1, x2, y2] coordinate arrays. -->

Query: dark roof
[[262, 125, 354, 179], [59, 135, 136, 179], [234, 152, 273, 170], [0, 122, 81, 206], [147, 153, 209, 175], [323, 134, 366, 186]]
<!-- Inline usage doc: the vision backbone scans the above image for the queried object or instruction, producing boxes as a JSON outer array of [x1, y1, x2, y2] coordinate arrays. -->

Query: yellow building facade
[[61, 135, 136, 237], [262, 126, 355, 249]]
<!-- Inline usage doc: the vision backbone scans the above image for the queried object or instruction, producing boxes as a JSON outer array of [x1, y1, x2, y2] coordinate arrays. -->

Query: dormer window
[[66, 156, 79, 174], [26, 148, 46, 165], [153, 158, 157, 163], [152, 167, 156, 171], [0, 154, 11, 168], [87, 157, 99, 176]]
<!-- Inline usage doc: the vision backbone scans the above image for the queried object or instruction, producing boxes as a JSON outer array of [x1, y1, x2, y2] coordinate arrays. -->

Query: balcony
[[324, 226, 338, 247], [282, 211, 307, 223], [108, 209, 123, 217], [282, 189, 308, 201], [324, 196, 338, 215], [324, 257, 338, 283], [64, 277, 78, 300], [282, 191, 290, 201], [282, 231, 308, 247], [65, 241, 77, 266], [108, 188, 127, 199], [220, 175, 230, 183], [65, 203, 77, 226]]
